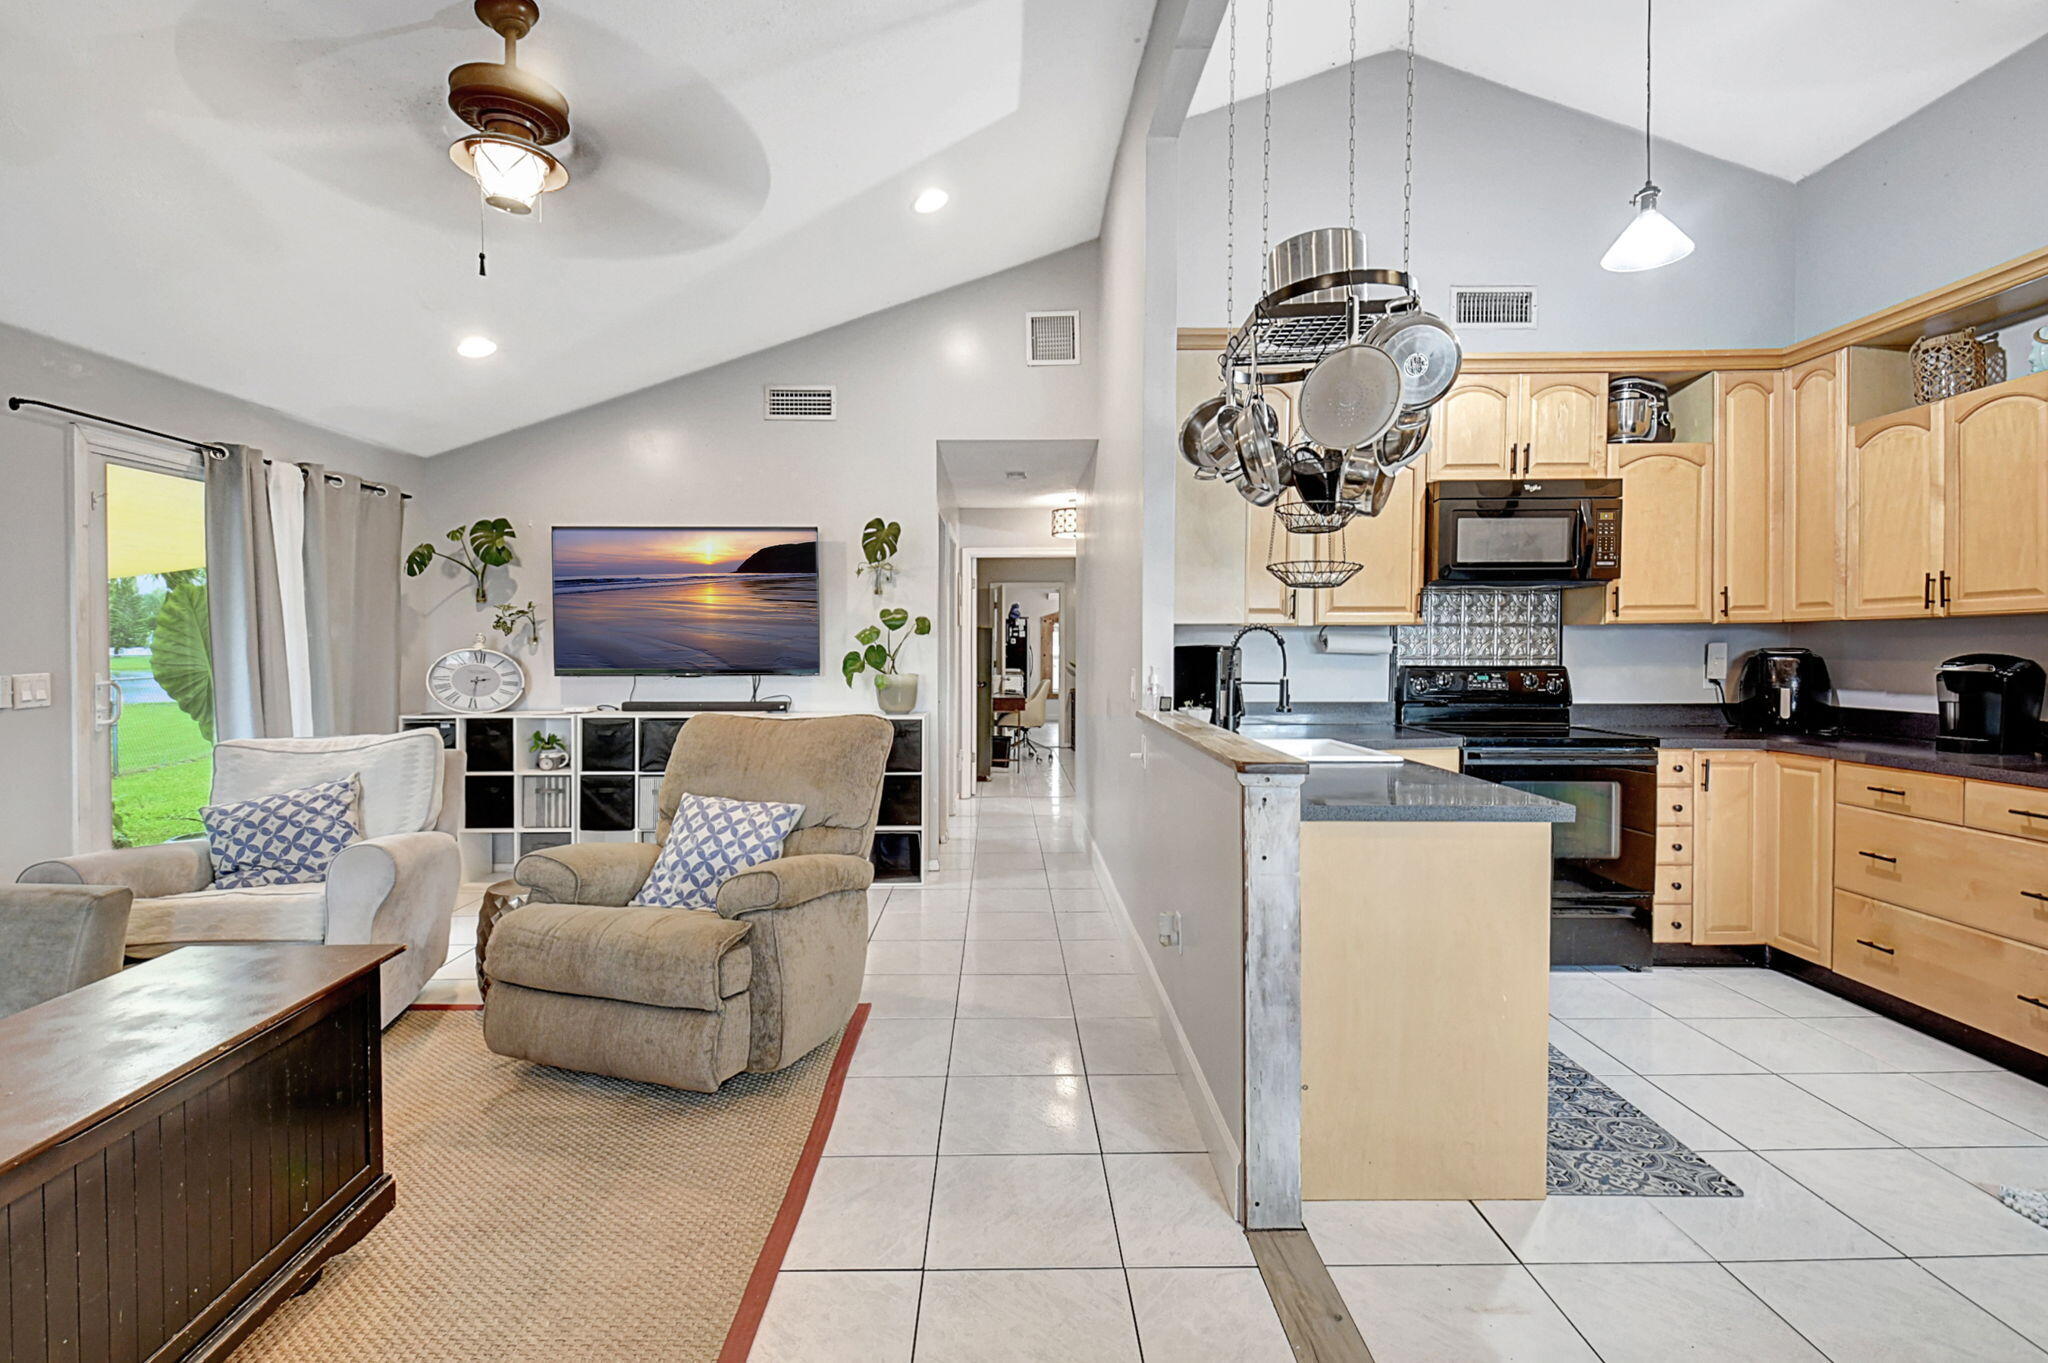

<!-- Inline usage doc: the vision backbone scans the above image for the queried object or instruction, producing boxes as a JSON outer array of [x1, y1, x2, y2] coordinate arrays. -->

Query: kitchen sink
[[1255, 737, 1404, 765]]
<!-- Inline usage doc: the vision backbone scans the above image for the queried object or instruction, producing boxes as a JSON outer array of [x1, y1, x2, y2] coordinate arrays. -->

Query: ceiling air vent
[[1450, 286, 1538, 329], [763, 385, 836, 420], [1025, 311, 1081, 366]]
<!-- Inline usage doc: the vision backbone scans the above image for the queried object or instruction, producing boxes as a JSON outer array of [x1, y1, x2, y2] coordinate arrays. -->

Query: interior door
[[72, 432, 211, 851]]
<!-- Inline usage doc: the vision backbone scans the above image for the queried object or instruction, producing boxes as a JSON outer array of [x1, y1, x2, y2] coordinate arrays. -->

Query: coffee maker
[[1936, 654, 2045, 754], [1723, 648, 1835, 733]]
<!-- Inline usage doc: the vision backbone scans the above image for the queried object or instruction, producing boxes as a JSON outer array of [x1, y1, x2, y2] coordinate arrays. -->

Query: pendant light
[[1601, 0, 1694, 273]]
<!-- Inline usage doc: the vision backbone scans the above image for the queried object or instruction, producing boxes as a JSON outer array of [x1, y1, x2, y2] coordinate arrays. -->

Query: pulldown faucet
[[1218, 624, 1291, 731]]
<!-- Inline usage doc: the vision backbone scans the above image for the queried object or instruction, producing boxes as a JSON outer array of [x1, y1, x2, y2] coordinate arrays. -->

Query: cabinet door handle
[[2021, 995, 2048, 1011], [1858, 850, 1898, 864], [1866, 786, 1907, 797], [2010, 808, 2048, 821], [2023, 890, 2048, 905], [1288, 590, 1298, 620], [1701, 758, 1711, 792], [1924, 572, 1935, 610], [1611, 582, 1620, 614], [1720, 586, 1730, 618], [1855, 938, 1896, 955], [1940, 570, 1951, 609]]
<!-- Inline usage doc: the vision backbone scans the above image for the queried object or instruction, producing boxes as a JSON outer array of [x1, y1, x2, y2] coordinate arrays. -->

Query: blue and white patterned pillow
[[635, 792, 804, 909], [202, 776, 362, 889]]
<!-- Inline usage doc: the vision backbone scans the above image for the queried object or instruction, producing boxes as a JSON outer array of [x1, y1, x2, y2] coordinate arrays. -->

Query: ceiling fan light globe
[[1601, 195, 1695, 273]]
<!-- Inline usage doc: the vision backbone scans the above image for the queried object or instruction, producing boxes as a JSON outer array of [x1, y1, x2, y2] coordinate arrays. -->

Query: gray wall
[[0, 321, 423, 879], [1176, 53, 1798, 349], [1794, 33, 2048, 338], [404, 243, 1100, 733]]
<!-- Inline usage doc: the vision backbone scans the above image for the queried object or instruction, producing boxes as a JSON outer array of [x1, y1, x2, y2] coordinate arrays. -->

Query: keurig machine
[[1936, 654, 2045, 754]]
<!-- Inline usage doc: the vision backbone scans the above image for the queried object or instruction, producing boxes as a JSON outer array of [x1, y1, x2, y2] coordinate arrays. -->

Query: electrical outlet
[[1156, 911, 1182, 950], [11, 673, 51, 708], [1704, 642, 1729, 689]]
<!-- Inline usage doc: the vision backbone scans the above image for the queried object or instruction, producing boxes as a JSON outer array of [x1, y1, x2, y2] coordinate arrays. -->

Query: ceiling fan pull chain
[[478, 199, 488, 278]]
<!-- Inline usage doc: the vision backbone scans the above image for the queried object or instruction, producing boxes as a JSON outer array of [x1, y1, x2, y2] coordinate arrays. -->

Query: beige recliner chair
[[19, 730, 464, 1026], [486, 713, 892, 1092]]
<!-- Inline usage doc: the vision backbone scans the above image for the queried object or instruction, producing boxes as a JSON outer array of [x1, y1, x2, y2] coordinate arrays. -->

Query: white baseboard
[[1086, 838, 1243, 1219]]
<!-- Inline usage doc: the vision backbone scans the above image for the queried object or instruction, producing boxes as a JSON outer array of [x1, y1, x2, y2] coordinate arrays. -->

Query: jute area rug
[[236, 1008, 851, 1362]]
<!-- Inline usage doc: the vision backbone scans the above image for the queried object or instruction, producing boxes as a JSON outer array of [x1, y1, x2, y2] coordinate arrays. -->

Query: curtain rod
[[7, 396, 410, 500]]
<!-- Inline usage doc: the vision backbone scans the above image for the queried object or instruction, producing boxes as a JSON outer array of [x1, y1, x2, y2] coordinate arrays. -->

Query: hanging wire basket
[[1267, 558, 1361, 589], [1274, 492, 1359, 535]]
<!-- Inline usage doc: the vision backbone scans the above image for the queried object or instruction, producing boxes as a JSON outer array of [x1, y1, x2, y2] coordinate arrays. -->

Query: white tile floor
[[429, 747, 2048, 1361], [755, 742, 1297, 1363]]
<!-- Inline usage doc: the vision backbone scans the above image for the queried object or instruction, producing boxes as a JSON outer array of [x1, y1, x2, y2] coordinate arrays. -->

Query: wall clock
[[427, 639, 526, 712]]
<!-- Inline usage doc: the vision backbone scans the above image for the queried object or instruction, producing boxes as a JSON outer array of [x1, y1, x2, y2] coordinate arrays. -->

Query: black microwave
[[1425, 479, 1622, 586]]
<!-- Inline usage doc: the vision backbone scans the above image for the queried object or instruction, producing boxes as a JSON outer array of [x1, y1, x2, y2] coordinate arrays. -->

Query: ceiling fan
[[447, 0, 571, 217]]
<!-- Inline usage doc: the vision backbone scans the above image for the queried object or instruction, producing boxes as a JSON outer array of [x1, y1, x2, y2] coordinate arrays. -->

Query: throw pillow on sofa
[[201, 775, 363, 889], [635, 791, 804, 910]]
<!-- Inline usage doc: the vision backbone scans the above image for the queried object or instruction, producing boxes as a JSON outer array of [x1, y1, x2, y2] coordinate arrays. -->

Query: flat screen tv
[[551, 526, 820, 676]]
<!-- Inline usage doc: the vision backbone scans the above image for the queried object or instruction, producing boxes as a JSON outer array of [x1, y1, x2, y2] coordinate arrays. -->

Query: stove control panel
[[1398, 666, 1572, 704]]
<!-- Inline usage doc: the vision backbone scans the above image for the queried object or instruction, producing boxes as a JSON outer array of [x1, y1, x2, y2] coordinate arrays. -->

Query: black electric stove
[[1396, 665, 1660, 967]]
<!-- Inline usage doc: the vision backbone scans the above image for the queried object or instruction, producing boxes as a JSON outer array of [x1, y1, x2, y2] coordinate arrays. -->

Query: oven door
[[1461, 747, 1657, 966], [1427, 494, 1618, 586]]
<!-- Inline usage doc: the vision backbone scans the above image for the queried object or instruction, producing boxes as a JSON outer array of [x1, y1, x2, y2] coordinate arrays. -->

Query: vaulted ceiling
[[1189, 0, 2048, 182], [1, 0, 1151, 454]]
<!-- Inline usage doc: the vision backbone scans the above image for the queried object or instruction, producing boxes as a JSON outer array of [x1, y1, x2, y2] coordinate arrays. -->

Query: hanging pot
[[1286, 444, 1337, 509], [1228, 398, 1284, 507], [1365, 309, 1463, 408], [1180, 394, 1232, 478], [1374, 408, 1432, 473], [1299, 342, 1402, 450], [1335, 456, 1397, 518], [1266, 227, 1370, 307]]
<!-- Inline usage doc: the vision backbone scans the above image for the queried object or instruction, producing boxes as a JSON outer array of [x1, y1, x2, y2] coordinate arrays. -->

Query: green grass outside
[[113, 699, 211, 847], [110, 653, 151, 673]]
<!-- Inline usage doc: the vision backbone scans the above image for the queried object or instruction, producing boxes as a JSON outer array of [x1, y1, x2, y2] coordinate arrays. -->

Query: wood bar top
[[1140, 710, 1311, 775], [0, 944, 397, 1176]]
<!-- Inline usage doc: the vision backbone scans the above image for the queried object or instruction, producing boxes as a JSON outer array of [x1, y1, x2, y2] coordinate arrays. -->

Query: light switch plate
[[13, 673, 52, 708]]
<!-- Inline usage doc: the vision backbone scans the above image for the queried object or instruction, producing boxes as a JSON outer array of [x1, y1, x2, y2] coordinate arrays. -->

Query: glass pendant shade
[[1051, 506, 1079, 538], [1601, 185, 1694, 273], [452, 133, 567, 216]]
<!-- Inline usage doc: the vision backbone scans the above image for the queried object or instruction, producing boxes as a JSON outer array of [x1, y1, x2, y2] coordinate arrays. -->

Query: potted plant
[[529, 731, 570, 771], [843, 607, 930, 714]]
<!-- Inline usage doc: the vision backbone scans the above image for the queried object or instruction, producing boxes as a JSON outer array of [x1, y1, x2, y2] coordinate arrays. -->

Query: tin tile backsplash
[[1395, 588, 1562, 665]]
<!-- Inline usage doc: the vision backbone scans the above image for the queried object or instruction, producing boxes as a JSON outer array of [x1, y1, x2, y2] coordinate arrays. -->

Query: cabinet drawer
[[1653, 866, 1692, 903], [1833, 891, 2048, 1056], [1834, 805, 2048, 950], [1658, 751, 1696, 787], [1655, 828, 1694, 864], [1836, 762, 1965, 824], [1658, 787, 1694, 826], [1654, 902, 1694, 943], [1965, 781, 2048, 842]]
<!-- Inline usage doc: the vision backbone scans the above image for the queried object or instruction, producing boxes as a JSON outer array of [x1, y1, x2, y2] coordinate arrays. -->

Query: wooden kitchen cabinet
[[1845, 404, 1944, 618], [1714, 372, 1781, 621], [1175, 349, 1249, 624], [1429, 374, 1519, 479], [1943, 371, 2048, 616], [1611, 442, 1713, 622], [1246, 503, 1311, 625], [1693, 751, 1769, 944], [1315, 471, 1425, 624], [1427, 372, 1607, 481], [1765, 752, 1836, 965], [1782, 352, 1848, 620]]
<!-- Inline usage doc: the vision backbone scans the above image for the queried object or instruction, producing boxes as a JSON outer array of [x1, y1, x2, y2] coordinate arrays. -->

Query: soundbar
[[618, 699, 792, 713]]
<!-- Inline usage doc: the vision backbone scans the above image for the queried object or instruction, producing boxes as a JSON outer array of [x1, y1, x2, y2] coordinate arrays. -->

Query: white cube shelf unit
[[400, 710, 930, 886]]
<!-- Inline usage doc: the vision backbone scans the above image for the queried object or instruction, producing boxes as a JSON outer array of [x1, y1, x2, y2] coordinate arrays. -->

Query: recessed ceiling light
[[912, 187, 950, 214], [457, 334, 498, 358]]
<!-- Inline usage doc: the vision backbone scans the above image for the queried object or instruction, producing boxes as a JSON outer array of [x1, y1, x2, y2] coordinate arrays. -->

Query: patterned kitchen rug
[[1548, 1048, 1742, 1197]]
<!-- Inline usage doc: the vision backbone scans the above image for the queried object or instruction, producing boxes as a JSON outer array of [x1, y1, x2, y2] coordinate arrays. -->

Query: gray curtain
[[302, 465, 407, 734], [203, 444, 293, 740]]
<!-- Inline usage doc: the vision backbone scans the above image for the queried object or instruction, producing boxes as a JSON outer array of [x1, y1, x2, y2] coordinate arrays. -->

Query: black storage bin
[[581, 716, 636, 771], [580, 775, 637, 831], [467, 717, 515, 772]]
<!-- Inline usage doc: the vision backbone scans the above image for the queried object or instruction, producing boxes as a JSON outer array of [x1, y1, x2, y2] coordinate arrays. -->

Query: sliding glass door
[[74, 435, 212, 849]]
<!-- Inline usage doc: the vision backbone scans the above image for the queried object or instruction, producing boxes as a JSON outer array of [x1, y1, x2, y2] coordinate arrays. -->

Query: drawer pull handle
[[1669, 881, 1684, 892], [1670, 843, 1685, 852], [2021, 995, 2048, 1011], [2024, 891, 2048, 905], [2010, 809, 2048, 821], [1857, 850, 1898, 864], [1672, 802, 1686, 813], [1855, 938, 1896, 955], [1867, 786, 1907, 797]]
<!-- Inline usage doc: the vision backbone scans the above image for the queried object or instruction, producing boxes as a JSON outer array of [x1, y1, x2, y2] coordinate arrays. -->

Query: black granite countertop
[[1299, 763, 1574, 823], [1238, 704, 1466, 751]]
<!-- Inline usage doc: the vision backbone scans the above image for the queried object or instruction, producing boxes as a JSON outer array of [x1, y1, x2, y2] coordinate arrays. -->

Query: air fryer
[[1722, 648, 1835, 734]]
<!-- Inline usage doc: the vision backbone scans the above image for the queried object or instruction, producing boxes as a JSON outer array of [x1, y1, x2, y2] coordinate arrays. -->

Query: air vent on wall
[[1450, 286, 1538, 328], [763, 385, 836, 420], [1025, 311, 1080, 365]]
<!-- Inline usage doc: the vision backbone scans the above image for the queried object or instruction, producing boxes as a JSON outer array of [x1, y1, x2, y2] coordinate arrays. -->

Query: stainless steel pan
[[1366, 309, 1463, 408]]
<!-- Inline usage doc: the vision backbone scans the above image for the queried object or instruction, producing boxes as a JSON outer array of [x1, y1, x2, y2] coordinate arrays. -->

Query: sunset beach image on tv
[[551, 526, 821, 675]]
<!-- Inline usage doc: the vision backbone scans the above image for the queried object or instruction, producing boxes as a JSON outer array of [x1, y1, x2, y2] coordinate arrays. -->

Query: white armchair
[[18, 730, 465, 1026]]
